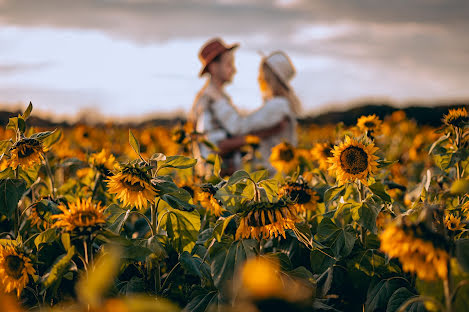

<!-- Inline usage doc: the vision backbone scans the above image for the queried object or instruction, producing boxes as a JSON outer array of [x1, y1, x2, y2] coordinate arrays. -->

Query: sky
[[0, 0, 468, 120]]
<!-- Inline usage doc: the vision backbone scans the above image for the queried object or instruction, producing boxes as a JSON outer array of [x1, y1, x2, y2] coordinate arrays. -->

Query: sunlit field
[[1, 103, 469, 312]]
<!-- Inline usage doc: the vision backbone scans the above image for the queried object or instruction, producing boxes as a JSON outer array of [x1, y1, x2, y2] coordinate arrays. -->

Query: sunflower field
[[1, 103, 469, 312]]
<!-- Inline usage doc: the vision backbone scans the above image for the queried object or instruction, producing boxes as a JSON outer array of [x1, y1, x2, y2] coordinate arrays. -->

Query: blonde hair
[[260, 62, 302, 116]]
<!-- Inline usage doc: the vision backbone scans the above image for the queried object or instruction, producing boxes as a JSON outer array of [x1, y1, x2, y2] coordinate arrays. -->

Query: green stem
[[151, 199, 160, 235], [91, 172, 102, 200], [161, 262, 180, 291], [444, 261, 453, 312], [14, 168, 19, 237]]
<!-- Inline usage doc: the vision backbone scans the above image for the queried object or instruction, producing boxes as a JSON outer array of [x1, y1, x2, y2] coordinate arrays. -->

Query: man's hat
[[198, 38, 239, 77], [262, 51, 296, 89]]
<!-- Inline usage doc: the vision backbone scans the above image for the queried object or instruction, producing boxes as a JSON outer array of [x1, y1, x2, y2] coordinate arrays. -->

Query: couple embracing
[[190, 38, 301, 176]]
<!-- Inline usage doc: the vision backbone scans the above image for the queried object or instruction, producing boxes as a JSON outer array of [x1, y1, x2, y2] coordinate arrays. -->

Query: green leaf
[[61, 233, 71, 251], [129, 129, 140, 157], [158, 204, 201, 253], [451, 180, 469, 195], [259, 179, 279, 202], [316, 218, 355, 258], [22, 102, 33, 120], [251, 170, 269, 183], [179, 251, 211, 281], [0, 140, 12, 155], [184, 288, 218, 312], [351, 201, 381, 234], [310, 249, 336, 274], [213, 214, 236, 242], [211, 239, 257, 290], [324, 185, 346, 207], [150, 153, 166, 161], [161, 194, 195, 212], [40, 129, 62, 149], [456, 239, 469, 272], [107, 208, 130, 234], [42, 245, 76, 289], [369, 182, 392, 203], [365, 278, 408, 312], [34, 228, 58, 250], [0, 179, 27, 219], [158, 155, 197, 169], [226, 170, 251, 186], [386, 287, 424, 312]]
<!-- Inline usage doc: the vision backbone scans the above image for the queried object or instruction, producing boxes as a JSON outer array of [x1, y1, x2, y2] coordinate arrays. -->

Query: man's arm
[[218, 117, 289, 156]]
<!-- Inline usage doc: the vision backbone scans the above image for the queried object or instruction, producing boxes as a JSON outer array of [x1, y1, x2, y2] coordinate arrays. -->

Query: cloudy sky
[[0, 0, 468, 120]]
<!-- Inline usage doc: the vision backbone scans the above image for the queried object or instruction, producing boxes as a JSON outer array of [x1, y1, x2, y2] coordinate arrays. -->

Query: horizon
[[1, 1, 468, 119]]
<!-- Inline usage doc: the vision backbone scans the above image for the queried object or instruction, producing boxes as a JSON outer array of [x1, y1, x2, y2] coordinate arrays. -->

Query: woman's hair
[[260, 62, 302, 116]]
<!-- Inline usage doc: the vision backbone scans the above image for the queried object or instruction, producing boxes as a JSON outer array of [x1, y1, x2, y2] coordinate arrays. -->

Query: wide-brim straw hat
[[262, 51, 296, 89], [198, 38, 239, 77]]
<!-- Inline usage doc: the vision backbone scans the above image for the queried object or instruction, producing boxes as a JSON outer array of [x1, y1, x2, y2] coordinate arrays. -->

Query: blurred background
[[0, 0, 468, 122]]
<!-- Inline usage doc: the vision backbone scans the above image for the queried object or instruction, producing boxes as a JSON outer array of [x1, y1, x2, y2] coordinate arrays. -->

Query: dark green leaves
[[211, 239, 257, 290], [316, 218, 355, 258], [0, 178, 26, 219], [456, 239, 469, 272]]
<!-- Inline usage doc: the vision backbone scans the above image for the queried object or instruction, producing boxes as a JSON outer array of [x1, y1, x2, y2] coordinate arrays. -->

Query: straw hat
[[262, 51, 296, 88], [198, 38, 239, 77]]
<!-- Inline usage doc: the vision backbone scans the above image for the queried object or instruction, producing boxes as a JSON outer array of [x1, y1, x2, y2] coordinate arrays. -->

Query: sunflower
[[0, 244, 36, 297], [245, 135, 260, 148], [28, 197, 63, 230], [106, 164, 157, 210], [195, 184, 225, 217], [51, 198, 106, 235], [89, 149, 116, 176], [236, 197, 298, 240], [241, 257, 282, 299], [310, 142, 334, 171], [8, 138, 45, 170], [280, 181, 319, 214], [379, 223, 449, 281], [270, 142, 299, 174], [356, 114, 382, 134], [443, 107, 469, 128], [444, 213, 464, 232], [328, 136, 379, 186]]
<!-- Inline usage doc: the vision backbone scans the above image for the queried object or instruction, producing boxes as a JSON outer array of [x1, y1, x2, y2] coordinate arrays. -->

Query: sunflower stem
[[91, 172, 102, 201], [13, 168, 19, 238], [83, 239, 89, 270], [444, 261, 453, 312]]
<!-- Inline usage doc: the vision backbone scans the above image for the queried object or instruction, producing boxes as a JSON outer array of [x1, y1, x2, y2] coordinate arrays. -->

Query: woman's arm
[[218, 117, 289, 156]]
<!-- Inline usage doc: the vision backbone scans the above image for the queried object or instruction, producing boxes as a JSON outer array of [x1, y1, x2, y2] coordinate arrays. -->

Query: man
[[190, 38, 286, 176]]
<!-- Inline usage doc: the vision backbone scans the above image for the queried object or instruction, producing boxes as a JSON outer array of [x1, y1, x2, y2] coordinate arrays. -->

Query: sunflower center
[[289, 189, 311, 204], [5, 255, 25, 279], [279, 148, 294, 161], [123, 180, 146, 192], [76, 212, 98, 225], [18, 145, 37, 158], [340, 146, 368, 174], [364, 121, 376, 128]]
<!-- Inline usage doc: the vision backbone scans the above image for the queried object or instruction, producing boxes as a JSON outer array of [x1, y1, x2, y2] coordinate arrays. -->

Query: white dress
[[244, 96, 297, 169]]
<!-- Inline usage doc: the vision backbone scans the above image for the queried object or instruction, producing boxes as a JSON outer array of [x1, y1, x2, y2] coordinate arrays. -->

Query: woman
[[245, 51, 301, 169]]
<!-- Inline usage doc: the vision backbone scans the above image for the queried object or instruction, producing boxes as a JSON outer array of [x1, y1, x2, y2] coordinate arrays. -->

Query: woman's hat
[[198, 38, 239, 77], [262, 51, 296, 87]]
